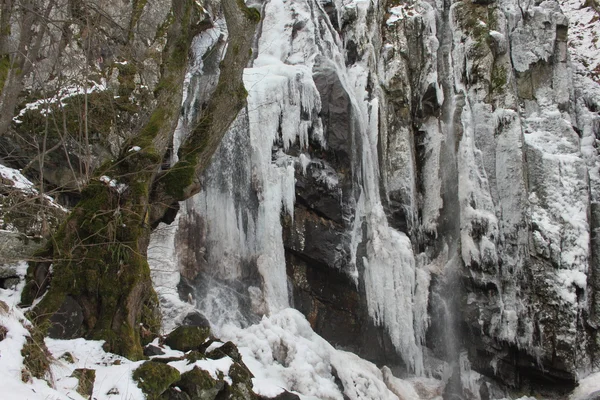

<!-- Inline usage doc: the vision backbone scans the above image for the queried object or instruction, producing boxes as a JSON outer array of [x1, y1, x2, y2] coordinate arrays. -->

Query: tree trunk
[[22, 0, 259, 359]]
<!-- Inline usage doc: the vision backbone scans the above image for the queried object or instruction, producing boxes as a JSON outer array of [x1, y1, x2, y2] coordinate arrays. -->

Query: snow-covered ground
[[0, 263, 442, 400]]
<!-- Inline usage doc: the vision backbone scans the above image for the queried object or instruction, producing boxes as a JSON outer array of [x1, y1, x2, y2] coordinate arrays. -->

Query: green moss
[[129, 0, 149, 42], [454, 1, 492, 57], [140, 292, 161, 345], [237, 0, 261, 22], [185, 351, 206, 362], [0, 55, 10, 93], [161, 160, 195, 200], [118, 62, 138, 93], [491, 64, 507, 93], [154, 11, 175, 42], [177, 367, 223, 399], [165, 326, 211, 352], [225, 363, 256, 400], [133, 361, 180, 400]]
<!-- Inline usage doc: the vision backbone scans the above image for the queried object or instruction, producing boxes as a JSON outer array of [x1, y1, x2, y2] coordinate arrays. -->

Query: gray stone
[[47, 296, 84, 339]]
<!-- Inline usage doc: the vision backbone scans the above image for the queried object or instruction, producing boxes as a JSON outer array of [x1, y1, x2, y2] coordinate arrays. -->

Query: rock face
[[143, 0, 600, 396]]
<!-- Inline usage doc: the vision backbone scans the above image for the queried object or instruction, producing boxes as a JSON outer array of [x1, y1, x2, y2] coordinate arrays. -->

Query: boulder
[[181, 311, 211, 329], [133, 361, 180, 400], [177, 366, 223, 400], [165, 326, 211, 352]]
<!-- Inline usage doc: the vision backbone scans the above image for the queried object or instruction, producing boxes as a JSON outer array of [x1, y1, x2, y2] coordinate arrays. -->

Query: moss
[[21, 326, 52, 381], [206, 341, 241, 362], [117, 62, 137, 92], [490, 63, 507, 93], [225, 363, 257, 400], [72, 368, 96, 397], [129, 0, 149, 42], [161, 159, 196, 200], [140, 292, 161, 345], [165, 326, 210, 352], [0, 55, 10, 93], [154, 11, 175, 42], [453, 1, 492, 57], [237, 0, 261, 22], [133, 361, 180, 400], [185, 350, 206, 363], [177, 366, 223, 399]]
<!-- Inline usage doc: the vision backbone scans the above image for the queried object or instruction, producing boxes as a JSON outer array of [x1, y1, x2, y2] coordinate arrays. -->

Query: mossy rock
[[220, 362, 257, 400], [206, 341, 241, 363], [165, 326, 210, 352], [133, 361, 181, 399], [177, 366, 224, 400], [185, 350, 206, 362], [72, 368, 96, 397], [161, 387, 192, 400]]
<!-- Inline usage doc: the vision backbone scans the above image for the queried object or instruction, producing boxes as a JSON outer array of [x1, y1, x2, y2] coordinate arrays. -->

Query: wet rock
[[313, 62, 352, 158]]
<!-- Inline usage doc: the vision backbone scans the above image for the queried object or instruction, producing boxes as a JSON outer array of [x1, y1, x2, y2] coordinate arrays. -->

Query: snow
[[571, 371, 600, 400], [561, 0, 600, 82], [46, 338, 145, 400], [13, 79, 108, 123], [168, 356, 234, 378], [220, 308, 433, 400], [99, 175, 127, 194]]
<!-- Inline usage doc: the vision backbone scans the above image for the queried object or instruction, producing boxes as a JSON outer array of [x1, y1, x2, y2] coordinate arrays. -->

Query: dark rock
[[165, 326, 211, 352], [161, 387, 192, 400], [132, 361, 180, 399], [258, 390, 301, 400], [294, 168, 344, 224], [72, 368, 95, 398], [182, 311, 211, 329], [0, 264, 16, 279], [0, 325, 7, 341], [313, 62, 352, 158], [217, 362, 256, 400], [283, 207, 345, 270], [0, 276, 19, 289], [144, 344, 165, 357], [206, 341, 242, 362], [47, 296, 84, 339], [178, 366, 224, 400], [151, 356, 185, 364], [185, 350, 206, 362]]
